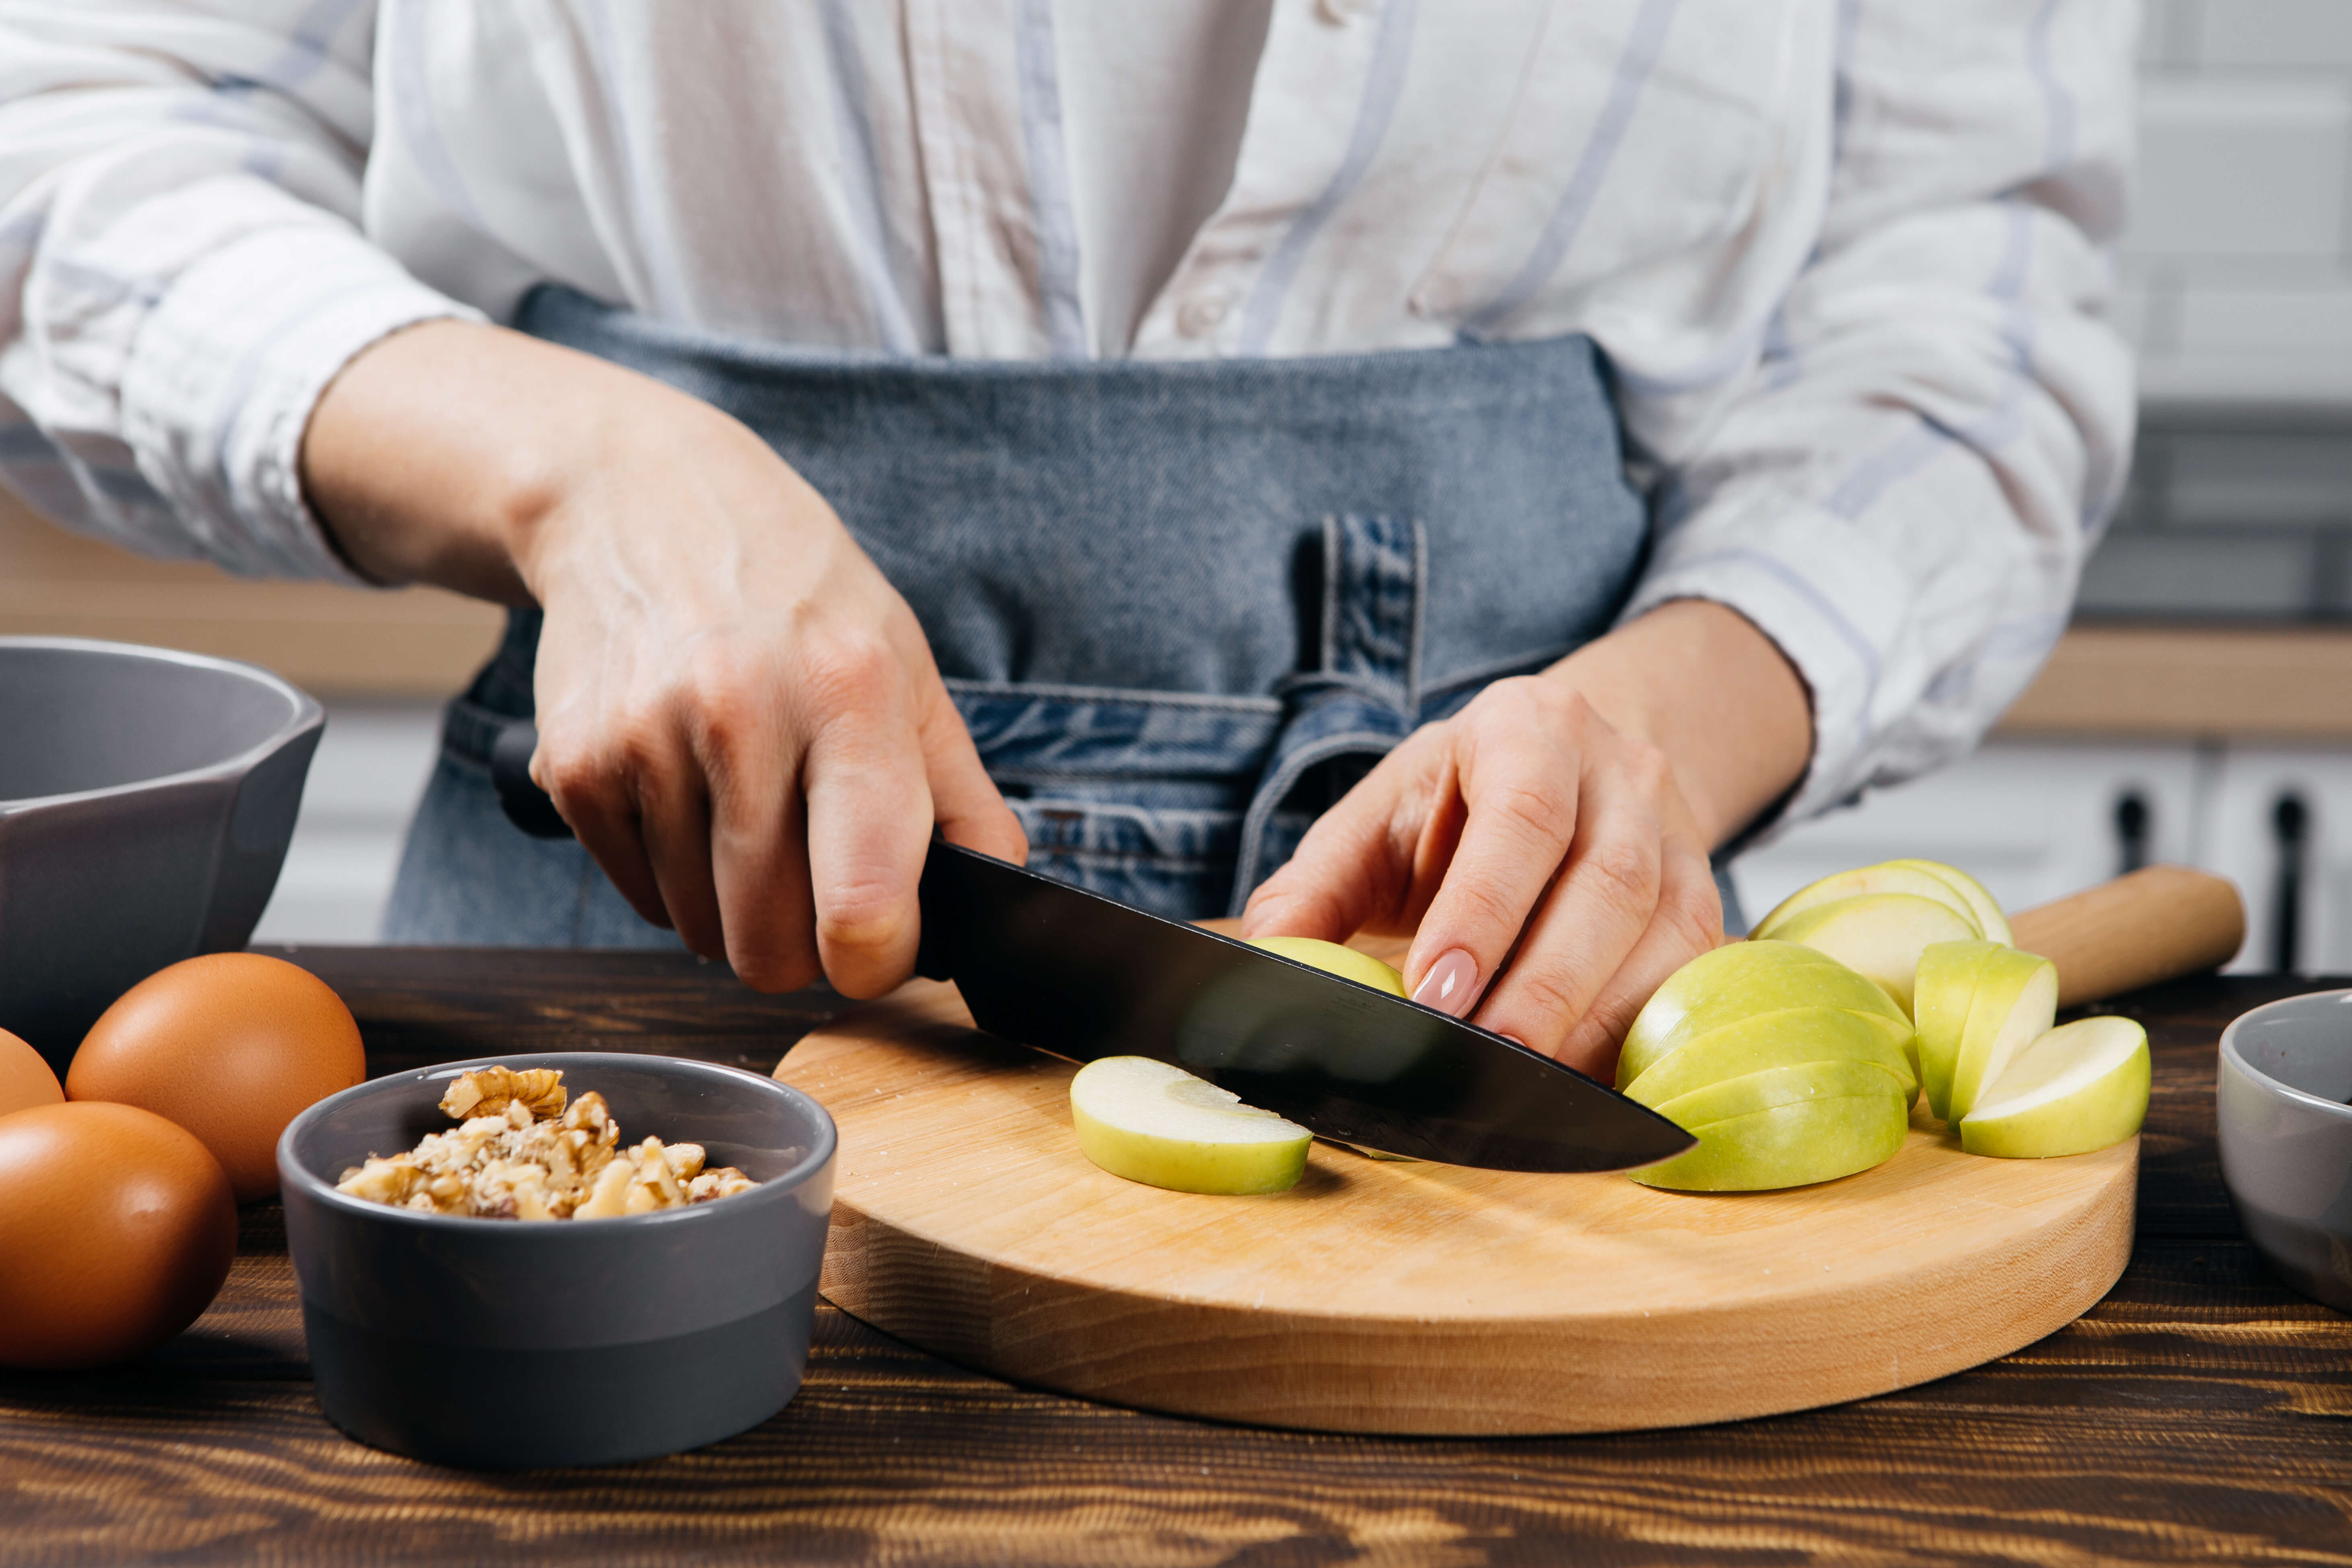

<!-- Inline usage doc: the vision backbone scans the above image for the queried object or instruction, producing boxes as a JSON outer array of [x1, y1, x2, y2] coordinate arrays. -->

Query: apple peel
[[1619, 941, 1909, 1088], [1629, 1091, 1912, 1193], [1649, 1057, 1910, 1128], [1244, 936, 1406, 998], [1622, 1006, 1918, 1108]]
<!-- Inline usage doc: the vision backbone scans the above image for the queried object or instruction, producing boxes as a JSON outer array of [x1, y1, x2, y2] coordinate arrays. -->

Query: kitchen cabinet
[[1735, 735, 2352, 977], [1731, 740, 2211, 931]]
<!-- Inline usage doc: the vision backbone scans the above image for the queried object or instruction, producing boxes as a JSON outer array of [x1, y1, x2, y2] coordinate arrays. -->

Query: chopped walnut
[[439, 1066, 567, 1122], [337, 1068, 755, 1220]]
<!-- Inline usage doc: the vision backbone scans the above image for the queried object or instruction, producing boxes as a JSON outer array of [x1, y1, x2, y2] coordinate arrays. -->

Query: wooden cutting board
[[775, 868, 2235, 1435]]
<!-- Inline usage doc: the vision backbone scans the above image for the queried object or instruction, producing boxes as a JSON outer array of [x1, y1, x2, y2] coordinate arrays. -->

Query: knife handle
[[2008, 864, 2245, 1009], [490, 720, 576, 840]]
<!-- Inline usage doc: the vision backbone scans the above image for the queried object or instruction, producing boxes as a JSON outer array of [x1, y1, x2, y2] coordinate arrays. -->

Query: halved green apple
[[1882, 858, 2013, 946], [1914, 938, 2002, 1120], [1959, 1016, 2149, 1158], [1766, 893, 1978, 1017], [1619, 940, 1910, 1087], [1752, 864, 1984, 942], [1628, 1089, 1912, 1192], [1245, 936, 1406, 996], [1069, 1056, 1311, 1194], [1622, 1005, 1918, 1108], [1947, 948, 2058, 1122]]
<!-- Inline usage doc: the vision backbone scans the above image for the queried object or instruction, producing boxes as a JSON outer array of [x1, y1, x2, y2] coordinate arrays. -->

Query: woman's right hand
[[301, 319, 1026, 996]]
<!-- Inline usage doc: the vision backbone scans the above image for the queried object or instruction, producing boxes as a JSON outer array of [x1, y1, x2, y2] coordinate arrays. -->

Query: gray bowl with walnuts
[[278, 1052, 835, 1468]]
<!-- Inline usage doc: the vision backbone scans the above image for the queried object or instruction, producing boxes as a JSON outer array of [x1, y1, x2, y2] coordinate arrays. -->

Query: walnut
[[336, 1067, 756, 1220], [440, 1066, 566, 1122]]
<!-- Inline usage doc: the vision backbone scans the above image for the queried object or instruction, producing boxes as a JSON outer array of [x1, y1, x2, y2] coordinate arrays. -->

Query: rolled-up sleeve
[[1617, 0, 2137, 833], [0, 0, 482, 582]]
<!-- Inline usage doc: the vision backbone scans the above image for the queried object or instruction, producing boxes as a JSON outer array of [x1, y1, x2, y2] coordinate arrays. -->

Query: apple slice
[[1959, 1016, 2150, 1158], [1882, 858, 2013, 946], [1619, 940, 1910, 1087], [1946, 948, 2059, 1122], [1069, 1057, 1311, 1195], [1751, 864, 1984, 942], [1245, 936, 1406, 997], [1913, 938, 2003, 1120], [1622, 1006, 1918, 1108], [1646, 1057, 1910, 1127], [1766, 893, 1979, 1017], [1629, 1091, 1911, 1192]]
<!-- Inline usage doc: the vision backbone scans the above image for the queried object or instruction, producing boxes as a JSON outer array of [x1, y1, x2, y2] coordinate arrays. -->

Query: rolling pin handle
[[491, 720, 578, 841]]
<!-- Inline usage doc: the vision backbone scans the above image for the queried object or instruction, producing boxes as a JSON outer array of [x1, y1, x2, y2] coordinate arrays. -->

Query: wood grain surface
[[783, 981, 2136, 1435], [0, 952, 2345, 1566]]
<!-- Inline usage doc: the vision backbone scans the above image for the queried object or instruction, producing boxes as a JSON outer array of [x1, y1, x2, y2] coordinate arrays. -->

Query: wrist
[[1541, 599, 1813, 849]]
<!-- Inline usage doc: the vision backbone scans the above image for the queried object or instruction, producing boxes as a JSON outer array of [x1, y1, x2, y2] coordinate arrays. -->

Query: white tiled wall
[[2133, 0, 2352, 403]]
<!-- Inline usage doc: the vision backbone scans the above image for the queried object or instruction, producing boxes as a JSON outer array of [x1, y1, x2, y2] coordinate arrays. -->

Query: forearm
[[1541, 599, 1812, 852], [300, 319, 722, 604]]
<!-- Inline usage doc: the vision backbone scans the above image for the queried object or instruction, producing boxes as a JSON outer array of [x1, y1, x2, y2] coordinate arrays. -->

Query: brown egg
[[68, 954, 366, 1203], [0, 1101, 236, 1369], [0, 1028, 62, 1119]]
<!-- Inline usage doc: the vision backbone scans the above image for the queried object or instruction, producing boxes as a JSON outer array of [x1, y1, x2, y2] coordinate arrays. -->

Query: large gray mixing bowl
[[0, 636, 322, 1070]]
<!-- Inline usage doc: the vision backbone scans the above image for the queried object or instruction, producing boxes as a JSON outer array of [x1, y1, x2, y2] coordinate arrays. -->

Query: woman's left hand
[[1238, 601, 1812, 1083]]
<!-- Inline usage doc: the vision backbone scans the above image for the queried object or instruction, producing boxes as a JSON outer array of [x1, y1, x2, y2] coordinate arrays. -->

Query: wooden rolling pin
[[2008, 863, 2245, 1008]]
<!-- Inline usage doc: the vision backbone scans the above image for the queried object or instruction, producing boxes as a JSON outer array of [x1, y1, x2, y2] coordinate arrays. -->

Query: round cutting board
[[777, 979, 2136, 1436]]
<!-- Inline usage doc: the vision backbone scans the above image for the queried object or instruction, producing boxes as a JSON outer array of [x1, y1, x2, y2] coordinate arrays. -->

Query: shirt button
[[1176, 295, 1230, 337], [1317, 0, 1373, 23]]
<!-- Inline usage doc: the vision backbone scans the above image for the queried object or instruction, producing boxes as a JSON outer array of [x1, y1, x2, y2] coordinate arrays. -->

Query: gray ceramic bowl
[[279, 1053, 836, 1467], [0, 636, 322, 1071], [2217, 991, 2352, 1312]]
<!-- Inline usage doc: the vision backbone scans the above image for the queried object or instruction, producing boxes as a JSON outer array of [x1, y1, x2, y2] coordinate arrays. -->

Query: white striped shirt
[[0, 0, 2137, 833]]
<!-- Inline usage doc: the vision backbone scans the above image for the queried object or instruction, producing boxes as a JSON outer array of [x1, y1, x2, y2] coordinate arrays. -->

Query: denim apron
[[384, 286, 1663, 944]]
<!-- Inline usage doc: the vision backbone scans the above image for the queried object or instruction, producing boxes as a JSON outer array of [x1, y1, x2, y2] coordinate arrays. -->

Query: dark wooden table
[[2, 951, 2347, 1566]]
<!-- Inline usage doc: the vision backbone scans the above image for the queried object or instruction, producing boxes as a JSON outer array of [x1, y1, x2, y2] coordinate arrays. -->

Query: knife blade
[[915, 840, 1694, 1173], [488, 720, 1691, 1172]]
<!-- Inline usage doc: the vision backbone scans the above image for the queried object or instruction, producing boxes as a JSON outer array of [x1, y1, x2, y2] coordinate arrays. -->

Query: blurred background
[[6, 0, 2352, 969]]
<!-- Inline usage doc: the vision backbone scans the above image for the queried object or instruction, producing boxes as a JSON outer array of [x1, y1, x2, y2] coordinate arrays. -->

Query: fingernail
[[1498, 1034, 1529, 1049], [1412, 948, 1480, 1017]]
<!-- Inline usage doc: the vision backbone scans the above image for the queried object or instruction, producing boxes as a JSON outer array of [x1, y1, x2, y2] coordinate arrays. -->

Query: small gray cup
[[2217, 991, 2352, 1313], [0, 636, 321, 1071], [279, 1054, 836, 1467]]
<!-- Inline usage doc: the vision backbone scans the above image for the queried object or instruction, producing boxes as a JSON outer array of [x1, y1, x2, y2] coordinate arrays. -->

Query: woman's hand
[[302, 320, 1025, 997], [1239, 601, 1811, 1081]]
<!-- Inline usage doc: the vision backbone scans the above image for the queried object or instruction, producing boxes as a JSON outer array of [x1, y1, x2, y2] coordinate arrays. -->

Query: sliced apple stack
[[1750, 859, 2008, 1016], [1618, 942, 1918, 1191]]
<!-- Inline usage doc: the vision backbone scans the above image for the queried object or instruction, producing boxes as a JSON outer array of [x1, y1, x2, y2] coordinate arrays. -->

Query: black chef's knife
[[492, 721, 1693, 1172]]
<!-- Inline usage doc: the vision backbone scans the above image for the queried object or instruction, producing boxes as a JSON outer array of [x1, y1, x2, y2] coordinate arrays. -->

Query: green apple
[[1621, 1005, 1918, 1108], [1913, 939, 2003, 1119], [1069, 1056, 1311, 1195], [1629, 1090, 1912, 1192], [1752, 864, 1984, 942], [1882, 858, 2013, 946], [1246, 936, 1407, 997], [1647, 1057, 1911, 1127], [1766, 893, 1978, 1017], [1959, 1016, 2149, 1158], [1946, 948, 2058, 1122], [1619, 940, 1910, 1088]]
